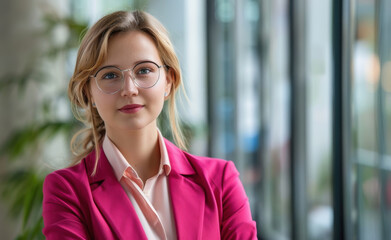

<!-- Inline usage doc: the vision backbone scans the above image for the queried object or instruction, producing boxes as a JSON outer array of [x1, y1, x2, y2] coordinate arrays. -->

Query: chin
[[120, 119, 157, 132]]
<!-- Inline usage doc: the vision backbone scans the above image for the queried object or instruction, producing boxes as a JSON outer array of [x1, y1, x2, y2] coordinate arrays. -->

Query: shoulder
[[184, 151, 238, 177], [42, 158, 94, 238], [164, 138, 239, 183], [43, 158, 90, 201], [44, 159, 88, 184], [181, 150, 240, 190]]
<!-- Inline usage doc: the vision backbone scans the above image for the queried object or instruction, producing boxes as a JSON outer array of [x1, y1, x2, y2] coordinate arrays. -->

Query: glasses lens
[[95, 67, 123, 94], [133, 62, 160, 88]]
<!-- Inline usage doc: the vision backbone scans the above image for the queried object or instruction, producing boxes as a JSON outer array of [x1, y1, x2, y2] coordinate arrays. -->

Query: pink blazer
[[42, 139, 257, 239]]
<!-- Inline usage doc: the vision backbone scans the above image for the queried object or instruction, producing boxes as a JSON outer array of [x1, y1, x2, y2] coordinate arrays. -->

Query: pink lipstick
[[119, 104, 144, 114]]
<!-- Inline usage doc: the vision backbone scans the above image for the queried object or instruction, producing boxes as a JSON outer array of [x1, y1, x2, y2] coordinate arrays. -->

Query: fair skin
[[90, 30, 172, 184]]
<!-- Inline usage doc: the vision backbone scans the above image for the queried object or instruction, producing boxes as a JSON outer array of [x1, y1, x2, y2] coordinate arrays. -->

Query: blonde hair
[[68, 10, 185, 175]]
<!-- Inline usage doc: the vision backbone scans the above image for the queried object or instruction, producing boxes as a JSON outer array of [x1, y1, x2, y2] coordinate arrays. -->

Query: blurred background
[[0, 0, 390, 239]]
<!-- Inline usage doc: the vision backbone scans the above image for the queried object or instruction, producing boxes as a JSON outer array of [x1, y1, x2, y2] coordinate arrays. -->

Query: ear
[[164, 67, 174, 98]]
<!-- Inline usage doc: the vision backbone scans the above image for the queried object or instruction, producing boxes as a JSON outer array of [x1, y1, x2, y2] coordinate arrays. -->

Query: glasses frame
[[90, 61, 167, 95]]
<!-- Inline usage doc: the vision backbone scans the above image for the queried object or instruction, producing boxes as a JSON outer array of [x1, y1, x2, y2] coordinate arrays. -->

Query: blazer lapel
[[86, 148, 148, 240], [165, 139, 205, 239]]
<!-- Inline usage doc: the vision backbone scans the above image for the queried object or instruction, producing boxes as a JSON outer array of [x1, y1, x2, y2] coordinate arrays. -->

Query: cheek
[[91, 82, 108, 104], [143, 88, 165, 114], [90, 86, 114, 119], [146, 89, 165, 108], [148, 77, 167, 99], [90, 82, 99, 103]]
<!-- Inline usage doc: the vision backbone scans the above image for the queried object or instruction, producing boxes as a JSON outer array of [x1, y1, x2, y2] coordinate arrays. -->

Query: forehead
[[104, 30, 161, 66]]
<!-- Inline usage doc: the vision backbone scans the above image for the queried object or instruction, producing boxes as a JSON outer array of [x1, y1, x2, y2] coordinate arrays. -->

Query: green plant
[[0, 12, 87, 239]]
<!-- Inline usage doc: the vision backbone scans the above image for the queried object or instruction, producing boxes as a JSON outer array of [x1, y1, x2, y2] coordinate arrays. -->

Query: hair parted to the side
[[68, 10, 186, 175]]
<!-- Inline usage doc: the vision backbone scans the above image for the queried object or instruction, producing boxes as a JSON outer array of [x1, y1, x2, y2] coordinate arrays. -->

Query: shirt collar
[[102, 128, 171, 181], [157, 128, 171, 176]]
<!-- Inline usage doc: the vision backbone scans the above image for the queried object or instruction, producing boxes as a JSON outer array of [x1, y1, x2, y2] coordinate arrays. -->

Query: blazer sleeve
[[220, 161, 258, 240], [42, 171, 89, 239]]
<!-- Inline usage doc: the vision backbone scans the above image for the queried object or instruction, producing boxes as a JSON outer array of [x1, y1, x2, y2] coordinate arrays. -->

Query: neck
[[106, 124, 161, 183]]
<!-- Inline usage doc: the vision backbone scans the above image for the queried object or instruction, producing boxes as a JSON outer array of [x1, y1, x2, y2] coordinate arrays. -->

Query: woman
[[42, 10, 257, 240]]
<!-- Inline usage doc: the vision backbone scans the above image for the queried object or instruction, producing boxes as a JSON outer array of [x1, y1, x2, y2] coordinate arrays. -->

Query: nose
[[120, 71, 138, 97]]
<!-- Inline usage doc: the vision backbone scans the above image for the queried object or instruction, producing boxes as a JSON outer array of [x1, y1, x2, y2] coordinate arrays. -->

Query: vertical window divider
[[257, 0, 268, 237], [375, 0, 388, 239], [331, 1, 344, 238], [289, 0, 307, 239], [206, 0, 219, 157], [332, 0, 355, 239]]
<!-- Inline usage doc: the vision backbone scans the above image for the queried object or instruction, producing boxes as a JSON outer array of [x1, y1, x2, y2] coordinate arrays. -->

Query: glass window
[[305, 1, 333, 239], [206, 0, 290, 238], [351, 0, 391, 239], [71, 0, 134, 23], [259, 0, 291, 238], [379, 0, 391, 238]]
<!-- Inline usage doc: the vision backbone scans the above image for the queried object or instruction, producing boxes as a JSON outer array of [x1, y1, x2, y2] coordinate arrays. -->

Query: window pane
[[234, 0, 262, 228], [305, 1, 332, 239], [385, 169, 391, 237], [352, 1, 379, 152], [378, 0, 391, 238], [352, 1, 381, 239], [260, 0, 291, 238], [379, 0, 391, 158], [357, 162, 381, 240], [381, 74, 391, 239]]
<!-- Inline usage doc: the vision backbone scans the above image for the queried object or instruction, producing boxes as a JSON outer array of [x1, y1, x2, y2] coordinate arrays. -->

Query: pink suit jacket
[[42, 139, 258, 239]]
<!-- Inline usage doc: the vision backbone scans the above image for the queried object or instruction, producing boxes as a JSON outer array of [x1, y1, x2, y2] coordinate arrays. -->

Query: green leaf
[[0, 120, 76, 160], [15, 216, 44, 240], [0, 69, 45, 93], [22, 176, 39, 229], [1, 170, 44, 216]]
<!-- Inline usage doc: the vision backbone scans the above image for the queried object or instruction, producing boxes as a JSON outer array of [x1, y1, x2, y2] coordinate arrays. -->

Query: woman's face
[[90, 30, 172, 135]]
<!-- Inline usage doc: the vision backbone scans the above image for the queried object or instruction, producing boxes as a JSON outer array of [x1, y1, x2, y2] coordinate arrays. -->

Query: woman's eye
[[137, 68, 152, 74], [103, 72, 118, 79]]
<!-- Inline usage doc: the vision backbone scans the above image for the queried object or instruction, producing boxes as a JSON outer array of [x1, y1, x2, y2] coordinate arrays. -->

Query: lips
[[119, 104, 144, 114]]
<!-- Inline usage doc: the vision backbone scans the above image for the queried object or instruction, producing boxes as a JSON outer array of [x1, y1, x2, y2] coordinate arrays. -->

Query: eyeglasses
[[91, 61, 166, 94]]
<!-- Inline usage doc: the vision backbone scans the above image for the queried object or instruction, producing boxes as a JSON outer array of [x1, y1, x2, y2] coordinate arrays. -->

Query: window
[[350, 0, 391, 239]]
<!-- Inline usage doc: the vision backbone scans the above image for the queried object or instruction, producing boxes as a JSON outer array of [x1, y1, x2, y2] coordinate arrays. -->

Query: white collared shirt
[[102, 129, 177, 240]]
